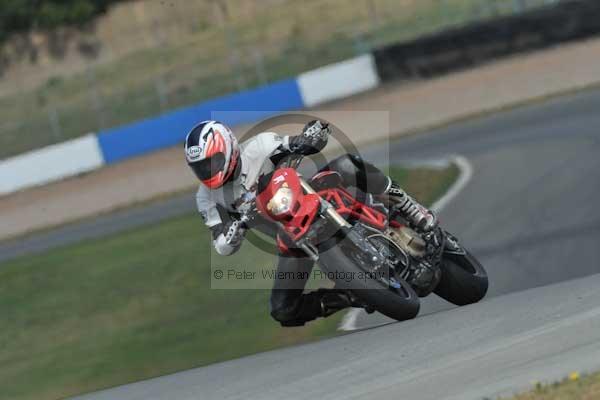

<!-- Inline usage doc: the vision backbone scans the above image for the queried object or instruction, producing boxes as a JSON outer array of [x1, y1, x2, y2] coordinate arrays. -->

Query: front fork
[[299, 178, 350, 229]]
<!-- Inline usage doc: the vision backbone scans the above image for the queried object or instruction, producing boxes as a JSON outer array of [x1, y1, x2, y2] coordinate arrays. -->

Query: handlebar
[[240, 124, 331, 225]]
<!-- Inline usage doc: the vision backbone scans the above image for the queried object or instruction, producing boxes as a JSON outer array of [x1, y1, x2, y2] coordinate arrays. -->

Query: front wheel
[[317, 238, 420, 322], [434, 249, 488, 306]]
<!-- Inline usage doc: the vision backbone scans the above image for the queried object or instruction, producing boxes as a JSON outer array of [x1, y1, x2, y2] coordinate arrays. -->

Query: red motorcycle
[[247, 154, 488, 321]]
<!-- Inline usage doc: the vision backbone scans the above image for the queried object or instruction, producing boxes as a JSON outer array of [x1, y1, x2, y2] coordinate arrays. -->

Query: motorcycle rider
[[185, 119, 437, 326]]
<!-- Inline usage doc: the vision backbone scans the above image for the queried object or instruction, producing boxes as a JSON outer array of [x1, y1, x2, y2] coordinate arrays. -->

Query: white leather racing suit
[[194, 125, 437, 326]]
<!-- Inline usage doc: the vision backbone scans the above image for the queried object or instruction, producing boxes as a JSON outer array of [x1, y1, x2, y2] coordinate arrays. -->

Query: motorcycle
[[243, 153, 488, 322]]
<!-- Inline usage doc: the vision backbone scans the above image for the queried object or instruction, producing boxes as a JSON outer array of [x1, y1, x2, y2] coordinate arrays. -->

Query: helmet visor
[[191, 152, 226, 181]]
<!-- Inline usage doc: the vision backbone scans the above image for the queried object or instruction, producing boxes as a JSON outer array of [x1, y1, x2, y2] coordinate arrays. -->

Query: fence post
[[85, 67, 108, 131], [213, 0, 246, 91], [252, 49, 268, 85], [513, 0, 528, 13], [47, 107, 62, 141], [366, 0, 379, 30], [352, 32, 370, 55], [229, 51, 247, 91], [155, 75, 169, 112], [482, 0, 500, 17]]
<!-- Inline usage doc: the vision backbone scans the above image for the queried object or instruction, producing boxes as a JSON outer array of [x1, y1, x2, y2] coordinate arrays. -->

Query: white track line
[[339, 155, 474, 332], [430, 155, 473, 213]]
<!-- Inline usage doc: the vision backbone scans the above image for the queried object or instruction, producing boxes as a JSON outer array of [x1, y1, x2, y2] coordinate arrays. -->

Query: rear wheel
[[434, 250, 488, 306], [317, 236, 420, 322]]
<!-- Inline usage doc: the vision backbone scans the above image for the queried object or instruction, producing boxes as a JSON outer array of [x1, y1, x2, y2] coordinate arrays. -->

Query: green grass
[[501, 371, 600, 400], [0, 0, 552, 159], [0, 164, 457, 400]]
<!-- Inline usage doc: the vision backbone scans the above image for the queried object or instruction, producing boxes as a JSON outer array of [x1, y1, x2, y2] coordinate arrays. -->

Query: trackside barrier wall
[[1, 61, 381, 193], [297, 54, 380, 107], [97, 78, 304, 164], [99, 53, 381, 165], [373, 0, 600, 83], [0, 134, 103, 195]]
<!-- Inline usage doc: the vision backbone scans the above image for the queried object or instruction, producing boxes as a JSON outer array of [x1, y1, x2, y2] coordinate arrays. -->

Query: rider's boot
[[282, 289, 374, 326], [318, 289, 375, 316], [385, 180, 437, 232]]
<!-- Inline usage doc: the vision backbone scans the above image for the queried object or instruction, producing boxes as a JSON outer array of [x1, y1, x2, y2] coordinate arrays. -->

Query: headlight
[[267, 187, 294, 215]]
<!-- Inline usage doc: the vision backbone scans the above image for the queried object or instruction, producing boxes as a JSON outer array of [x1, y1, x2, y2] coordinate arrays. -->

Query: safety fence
[[0, 54, 380, 194]]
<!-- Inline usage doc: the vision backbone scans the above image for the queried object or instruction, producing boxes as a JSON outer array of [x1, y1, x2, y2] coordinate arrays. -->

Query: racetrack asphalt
[[72, 273, 600, 400], [4, 88, 600, 399], [353, 86, 600, 329]]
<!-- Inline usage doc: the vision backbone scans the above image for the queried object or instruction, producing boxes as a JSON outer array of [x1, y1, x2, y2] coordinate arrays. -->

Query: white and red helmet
[[185, 120, 240, 188]]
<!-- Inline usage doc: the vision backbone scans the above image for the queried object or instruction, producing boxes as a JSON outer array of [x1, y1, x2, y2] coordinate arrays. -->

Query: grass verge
[[0, 164, 458, 400], [501, 371, 600, 400]]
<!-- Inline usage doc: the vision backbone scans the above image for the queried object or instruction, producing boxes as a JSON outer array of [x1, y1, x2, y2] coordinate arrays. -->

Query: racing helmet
[[184, 120, 240, 188]]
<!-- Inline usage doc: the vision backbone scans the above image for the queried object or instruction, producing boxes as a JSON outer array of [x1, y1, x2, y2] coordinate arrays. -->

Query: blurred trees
[[0, 0, 127, 42]]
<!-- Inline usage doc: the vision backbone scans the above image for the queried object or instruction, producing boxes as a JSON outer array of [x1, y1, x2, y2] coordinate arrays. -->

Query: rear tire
[[317, 240, 420, 322], [434, 250, 488, 306]]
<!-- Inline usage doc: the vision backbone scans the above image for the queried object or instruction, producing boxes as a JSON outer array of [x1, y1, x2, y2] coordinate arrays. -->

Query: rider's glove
[[287, 120, 330, 155], [212, 220, 246, 256], [224, 220, 245, 247]]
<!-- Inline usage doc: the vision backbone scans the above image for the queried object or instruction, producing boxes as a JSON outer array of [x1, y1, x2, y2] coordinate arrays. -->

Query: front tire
[[317, 239, 420, 322], [434, 250, 488, 306]]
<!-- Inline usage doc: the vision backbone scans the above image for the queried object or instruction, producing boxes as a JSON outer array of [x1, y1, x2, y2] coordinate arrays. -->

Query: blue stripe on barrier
[[97, 78, 304, 164]]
